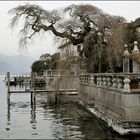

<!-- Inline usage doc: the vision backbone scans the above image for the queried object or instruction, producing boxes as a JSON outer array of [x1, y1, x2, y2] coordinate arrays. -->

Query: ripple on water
[[1, 83, 140, 139]]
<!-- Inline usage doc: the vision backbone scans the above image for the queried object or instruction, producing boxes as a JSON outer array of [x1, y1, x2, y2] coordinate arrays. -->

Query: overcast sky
[[0, 1, 140, 59]]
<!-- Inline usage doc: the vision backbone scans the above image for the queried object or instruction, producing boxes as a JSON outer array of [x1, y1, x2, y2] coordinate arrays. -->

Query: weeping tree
[[9, 3, 126, 72], [124, 22, 139, 51], [82, 15, 126, 72]]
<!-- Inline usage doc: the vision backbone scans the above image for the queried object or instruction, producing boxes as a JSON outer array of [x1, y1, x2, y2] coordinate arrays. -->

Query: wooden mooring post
[[55, 78, 60, 104], [7, 72, 10, 102], [31, 72, 36, 105], [25, 74, 27, 91]]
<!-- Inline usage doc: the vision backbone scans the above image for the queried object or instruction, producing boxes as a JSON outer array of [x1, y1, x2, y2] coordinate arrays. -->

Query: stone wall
[[46, 75, 79, 90], [45, 71, 140, 134], [79, 73, 140, 134]]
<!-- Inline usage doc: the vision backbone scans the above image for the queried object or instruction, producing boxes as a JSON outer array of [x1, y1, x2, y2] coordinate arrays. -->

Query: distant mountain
[[0, 53, 35, 74]]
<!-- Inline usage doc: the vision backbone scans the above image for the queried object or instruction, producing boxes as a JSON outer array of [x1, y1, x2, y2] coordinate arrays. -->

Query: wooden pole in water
[[7, 72, 10, 102], [25, 74, 27, 91], [33, 72, 36, 103], [31, 72, 36, 105], [55, 78, 60, 104], [31, 72, 33, 105]]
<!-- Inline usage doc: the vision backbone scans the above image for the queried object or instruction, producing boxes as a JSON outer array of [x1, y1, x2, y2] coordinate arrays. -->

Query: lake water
[[0, 75, 140, 139]]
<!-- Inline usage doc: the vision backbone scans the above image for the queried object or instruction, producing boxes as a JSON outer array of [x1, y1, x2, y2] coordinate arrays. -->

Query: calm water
[[0, 75, 140, 139]]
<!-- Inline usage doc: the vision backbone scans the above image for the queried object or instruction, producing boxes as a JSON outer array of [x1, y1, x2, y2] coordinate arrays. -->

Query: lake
[[0, 75, 140, 139]]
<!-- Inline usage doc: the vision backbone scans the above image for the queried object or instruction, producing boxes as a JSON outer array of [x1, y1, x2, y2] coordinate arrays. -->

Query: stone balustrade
[[80, 73, 140, 93], [44, 70, 140, 93], [44, 69, 84, 77], [44, 69, 67, 76]]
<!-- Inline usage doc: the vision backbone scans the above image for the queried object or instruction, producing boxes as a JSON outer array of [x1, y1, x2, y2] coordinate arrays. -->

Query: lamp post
[[123, 44, 130, 73], [97, 32, 107, 73], [132, 41, 140, 73]]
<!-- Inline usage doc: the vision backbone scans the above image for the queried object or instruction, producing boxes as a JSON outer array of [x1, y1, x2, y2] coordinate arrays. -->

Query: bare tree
[[8, 4, 108, 47]]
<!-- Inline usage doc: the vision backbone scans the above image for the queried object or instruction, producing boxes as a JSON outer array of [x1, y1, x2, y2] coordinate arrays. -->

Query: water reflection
[[7, 97, 37, 129], [30, 102, 37, 129], [7, 100, 10, 122], [2, 81, 140, 139], [6, 100, 10, 131]]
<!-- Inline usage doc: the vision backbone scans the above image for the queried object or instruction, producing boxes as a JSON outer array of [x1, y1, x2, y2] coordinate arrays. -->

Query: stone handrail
[[44, 69, 67, 76], [80, 73, 140, 93], [44, 69, 84, 76]]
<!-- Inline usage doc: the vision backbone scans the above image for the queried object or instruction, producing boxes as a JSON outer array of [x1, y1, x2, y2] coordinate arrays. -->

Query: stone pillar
[[123, 44, 130, 73], [132, 41, 140, 73]]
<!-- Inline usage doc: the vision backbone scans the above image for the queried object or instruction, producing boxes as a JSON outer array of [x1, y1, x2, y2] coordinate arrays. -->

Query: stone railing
[[80, 73, 140, 93], [44, 69, 84, 77], [44, 69, 80, 89], [43, 69, 67, 76]]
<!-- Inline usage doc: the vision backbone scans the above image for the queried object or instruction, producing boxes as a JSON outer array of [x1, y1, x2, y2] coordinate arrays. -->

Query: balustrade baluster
[[112, 77, 117, 88], [117, 77, 123, 89], [123, 76, 131, 92], [87, 75, 89, 84], [97, 76, 99, 85], [90, 74, 94, 85], [107, 77, 112, 86], [83, 75, 85, 83], [99, 76, 103, 85], [80, 75, 82, 83], [85, 75, 88, 83], [82, 75, 84, 83], [103, 76, 107, 86], [85, 75, 87, 83]]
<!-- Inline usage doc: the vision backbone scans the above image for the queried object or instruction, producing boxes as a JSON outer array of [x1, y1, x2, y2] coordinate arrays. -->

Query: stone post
[[132, 41, 140, 73], [123, 44, 130, 73]]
